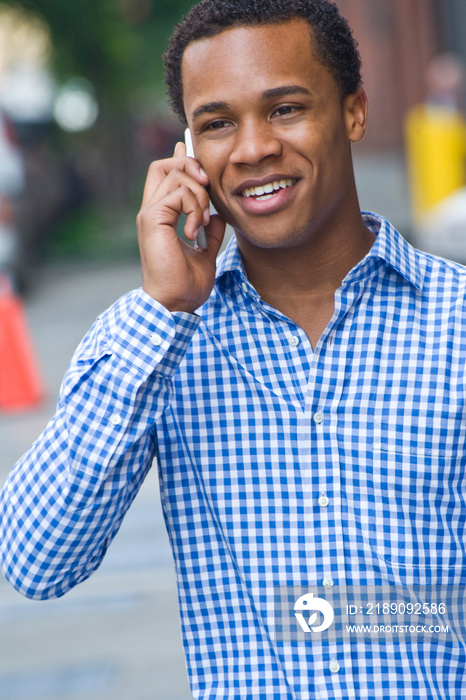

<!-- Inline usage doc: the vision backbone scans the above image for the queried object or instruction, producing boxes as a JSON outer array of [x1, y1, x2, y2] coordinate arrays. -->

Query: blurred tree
[[24, 0, 195, 105], [1, 0, 195, 227]]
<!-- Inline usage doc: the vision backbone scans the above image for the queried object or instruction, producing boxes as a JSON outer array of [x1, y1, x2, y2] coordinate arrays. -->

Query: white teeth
[[242, 179, 295, 198]]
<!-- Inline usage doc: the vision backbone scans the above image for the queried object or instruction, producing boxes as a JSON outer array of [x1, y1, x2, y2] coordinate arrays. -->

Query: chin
[[234, 221, 313, 251]]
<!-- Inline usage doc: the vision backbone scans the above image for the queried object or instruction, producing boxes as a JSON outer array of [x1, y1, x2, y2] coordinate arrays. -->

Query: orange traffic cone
[[0, 274, 43, 411]]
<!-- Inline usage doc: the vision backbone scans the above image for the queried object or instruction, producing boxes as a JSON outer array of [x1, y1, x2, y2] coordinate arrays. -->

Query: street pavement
[[0, 260, 192, 700]]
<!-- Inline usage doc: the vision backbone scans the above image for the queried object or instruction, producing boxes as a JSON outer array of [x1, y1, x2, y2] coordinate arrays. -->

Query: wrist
[[141, 285, 199, 315]]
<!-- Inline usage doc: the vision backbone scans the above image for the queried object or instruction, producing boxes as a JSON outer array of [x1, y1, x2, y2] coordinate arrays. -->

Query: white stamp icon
[[294, 592, 335, 633]]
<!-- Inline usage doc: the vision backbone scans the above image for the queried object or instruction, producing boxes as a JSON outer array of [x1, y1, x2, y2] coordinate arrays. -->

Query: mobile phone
[[184, 127, 195, 159], [184, 127, 218, 214], [184, 128, 208, 249], [185, 129, 232, 254]]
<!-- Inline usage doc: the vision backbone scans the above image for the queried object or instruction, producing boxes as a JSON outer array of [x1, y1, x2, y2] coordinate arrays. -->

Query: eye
[[272, 104, 301, 118], [204, 119, 233, 132]]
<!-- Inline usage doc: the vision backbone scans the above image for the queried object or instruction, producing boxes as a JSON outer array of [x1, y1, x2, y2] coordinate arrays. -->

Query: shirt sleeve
[[0, 288, 200, 600]]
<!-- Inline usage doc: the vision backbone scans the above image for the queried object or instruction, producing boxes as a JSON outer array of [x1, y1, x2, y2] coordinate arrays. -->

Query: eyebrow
[[191, 101, 230, 122], [190, 84, 311, 122], [262, 85, 311, 100]]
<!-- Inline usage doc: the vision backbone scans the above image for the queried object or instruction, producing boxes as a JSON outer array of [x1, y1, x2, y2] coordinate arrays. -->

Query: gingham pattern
[[2, 213, 466, 698]]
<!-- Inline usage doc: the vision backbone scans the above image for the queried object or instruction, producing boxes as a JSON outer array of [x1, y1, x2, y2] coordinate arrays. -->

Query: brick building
[[336, 0, 464, 150]]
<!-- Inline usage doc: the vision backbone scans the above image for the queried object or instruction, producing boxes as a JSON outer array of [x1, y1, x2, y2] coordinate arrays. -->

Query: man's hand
[[137, 141, 226, 313]]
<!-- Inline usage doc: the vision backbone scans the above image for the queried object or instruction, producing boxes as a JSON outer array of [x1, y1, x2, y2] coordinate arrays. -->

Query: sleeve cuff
[[102, 288, 201, 377]]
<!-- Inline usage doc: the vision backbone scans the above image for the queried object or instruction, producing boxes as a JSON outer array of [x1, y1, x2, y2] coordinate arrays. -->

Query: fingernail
[[203, 208, 210, 226], [199, 167, 207, 178]]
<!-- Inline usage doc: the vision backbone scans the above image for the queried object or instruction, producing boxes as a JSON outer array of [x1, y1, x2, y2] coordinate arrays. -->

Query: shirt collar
[[216, 233, 244, 281], [215, 234, 261, 301], [361, 212, 424, 291], [215, 212, 424, 294]]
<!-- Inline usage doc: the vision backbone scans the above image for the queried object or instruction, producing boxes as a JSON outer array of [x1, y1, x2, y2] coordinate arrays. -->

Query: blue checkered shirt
[[1, 213, 466, 698]]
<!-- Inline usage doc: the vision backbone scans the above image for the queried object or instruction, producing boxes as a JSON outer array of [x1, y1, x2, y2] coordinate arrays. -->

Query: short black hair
[[163, 0, 362, 124]]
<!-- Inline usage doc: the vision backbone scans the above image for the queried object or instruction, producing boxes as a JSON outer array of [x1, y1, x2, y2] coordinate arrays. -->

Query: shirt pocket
[[369, 410, 466, 578]]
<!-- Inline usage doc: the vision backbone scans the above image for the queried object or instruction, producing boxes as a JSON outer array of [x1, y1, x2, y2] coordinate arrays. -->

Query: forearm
[[0, 289, 200, 599]]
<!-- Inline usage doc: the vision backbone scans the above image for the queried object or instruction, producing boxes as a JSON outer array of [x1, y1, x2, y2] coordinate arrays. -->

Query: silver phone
[[184, 127, 218, 216], [184, 128, 208, 249]]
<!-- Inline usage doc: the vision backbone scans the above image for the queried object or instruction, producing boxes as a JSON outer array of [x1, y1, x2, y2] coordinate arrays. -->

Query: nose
[[230, 120, 282, 166]]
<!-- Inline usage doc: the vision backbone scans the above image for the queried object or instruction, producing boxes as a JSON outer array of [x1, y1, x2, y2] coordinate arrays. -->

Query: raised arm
[[0, 144, 225, 599]]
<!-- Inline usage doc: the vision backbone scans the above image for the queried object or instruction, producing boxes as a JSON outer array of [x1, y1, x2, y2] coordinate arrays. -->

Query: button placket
[[318, 493, 330, 508], [149, 332, 163, 347], [288, 335, 300, 347]]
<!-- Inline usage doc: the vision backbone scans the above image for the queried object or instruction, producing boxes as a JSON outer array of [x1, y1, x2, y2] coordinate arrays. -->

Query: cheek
[[196, 143, 230, 180], [204, 180, 237, 226]]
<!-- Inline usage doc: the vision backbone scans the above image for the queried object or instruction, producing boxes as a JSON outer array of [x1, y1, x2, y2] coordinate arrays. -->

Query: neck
[[236, 210, 375, 347], [238, 209, 374, 297]]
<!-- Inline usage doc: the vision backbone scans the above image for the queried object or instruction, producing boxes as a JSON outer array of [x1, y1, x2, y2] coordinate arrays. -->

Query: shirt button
[[149, 333, 162, 346], [110, 414, 122, 426], [318, 494, 330, 508], [288, 335, 300, 347], [313, 411, 324, 424], [329, 659, 341, 674], [322, 576, 334, 588]]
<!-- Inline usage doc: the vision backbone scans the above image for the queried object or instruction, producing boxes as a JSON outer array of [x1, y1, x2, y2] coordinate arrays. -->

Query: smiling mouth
[[241, 179, 297, 201]]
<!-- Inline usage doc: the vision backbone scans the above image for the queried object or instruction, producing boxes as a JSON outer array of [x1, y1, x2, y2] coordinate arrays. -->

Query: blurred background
[[0, 0, 196, 293], [0, 1, 466, 699]]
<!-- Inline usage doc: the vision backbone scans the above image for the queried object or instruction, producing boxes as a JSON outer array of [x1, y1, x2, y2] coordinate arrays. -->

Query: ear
[[344, 87, 368, 143]]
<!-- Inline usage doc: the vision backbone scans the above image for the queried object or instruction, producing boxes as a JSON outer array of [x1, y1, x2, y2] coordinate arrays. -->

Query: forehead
[[181, 20, 336, 115]]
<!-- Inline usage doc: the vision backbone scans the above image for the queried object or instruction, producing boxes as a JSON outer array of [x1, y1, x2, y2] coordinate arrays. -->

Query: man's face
[[181, 19, 367, 251]]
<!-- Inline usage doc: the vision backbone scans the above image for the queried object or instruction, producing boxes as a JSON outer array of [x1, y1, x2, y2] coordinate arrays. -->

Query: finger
[[174, 141, 186, 157], [141, 157, 209, 208], [201, 215, 227, 258], [137, 184, 205, 243], [154, 169, 210, 213], [177, 186, 208, 241]]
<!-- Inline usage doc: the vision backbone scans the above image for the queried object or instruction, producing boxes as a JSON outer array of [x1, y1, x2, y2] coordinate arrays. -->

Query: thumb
[[204, 215, 227, 259]]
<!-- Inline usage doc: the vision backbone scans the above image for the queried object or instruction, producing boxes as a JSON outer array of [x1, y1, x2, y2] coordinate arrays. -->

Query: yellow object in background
[[405, 104, 466, 221]]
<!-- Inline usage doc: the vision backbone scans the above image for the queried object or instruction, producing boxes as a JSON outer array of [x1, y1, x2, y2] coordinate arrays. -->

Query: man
[[1, 1, 466, 697]]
